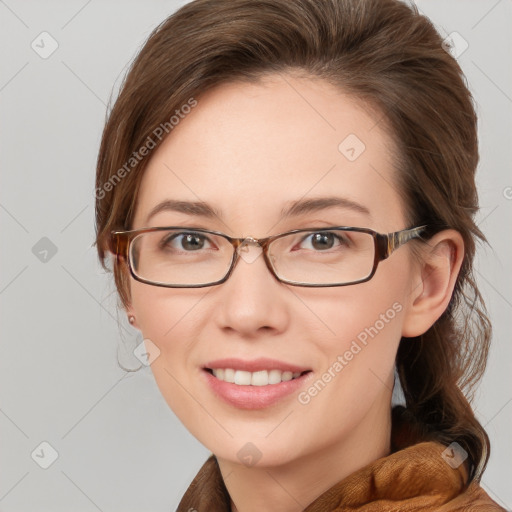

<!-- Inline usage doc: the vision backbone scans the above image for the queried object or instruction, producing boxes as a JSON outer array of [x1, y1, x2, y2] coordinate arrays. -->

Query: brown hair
[[95, 0, 491, 483]]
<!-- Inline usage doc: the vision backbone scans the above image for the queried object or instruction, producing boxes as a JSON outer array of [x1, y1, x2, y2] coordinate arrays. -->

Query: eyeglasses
[[110, 225, 427, 288]]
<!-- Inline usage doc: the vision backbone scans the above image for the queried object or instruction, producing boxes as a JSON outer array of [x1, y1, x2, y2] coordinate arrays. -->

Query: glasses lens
[[130, 229, 233, 286], [269, 229, 375, 285]]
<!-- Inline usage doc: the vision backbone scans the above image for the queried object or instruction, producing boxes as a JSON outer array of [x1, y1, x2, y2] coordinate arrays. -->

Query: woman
[[94, 0, 506, 510]]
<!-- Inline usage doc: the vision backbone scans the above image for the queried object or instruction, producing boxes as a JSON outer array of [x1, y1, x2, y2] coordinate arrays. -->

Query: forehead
[[133, 74, 406, 233]]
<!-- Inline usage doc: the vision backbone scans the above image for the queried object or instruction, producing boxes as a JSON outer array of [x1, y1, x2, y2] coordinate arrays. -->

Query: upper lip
[[203, 357, 311, 373]]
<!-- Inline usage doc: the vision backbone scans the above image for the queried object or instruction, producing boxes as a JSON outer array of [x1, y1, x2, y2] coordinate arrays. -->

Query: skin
[[123, 73, 464, 512]]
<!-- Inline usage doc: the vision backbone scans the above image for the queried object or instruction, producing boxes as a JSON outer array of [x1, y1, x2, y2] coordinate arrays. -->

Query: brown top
[[176, 408, 506, 511]]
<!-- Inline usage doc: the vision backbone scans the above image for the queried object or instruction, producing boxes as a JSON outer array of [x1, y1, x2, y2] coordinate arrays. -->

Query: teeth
[[211, 368, 302, 386]]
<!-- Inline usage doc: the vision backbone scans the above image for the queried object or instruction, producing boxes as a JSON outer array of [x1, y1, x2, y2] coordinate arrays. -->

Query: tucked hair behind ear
[[95, 0, 491, 484]]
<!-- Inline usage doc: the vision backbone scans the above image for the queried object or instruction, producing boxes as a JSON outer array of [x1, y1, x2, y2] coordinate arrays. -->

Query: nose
[[213, 240, 290, 336]]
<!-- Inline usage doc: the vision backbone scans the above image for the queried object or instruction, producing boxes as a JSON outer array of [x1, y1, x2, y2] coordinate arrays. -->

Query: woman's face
[[128, 73, 419, 467]]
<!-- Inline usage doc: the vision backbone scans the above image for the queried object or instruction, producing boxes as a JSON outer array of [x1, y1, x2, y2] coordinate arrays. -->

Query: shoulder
[[443, 481, 510, 512]]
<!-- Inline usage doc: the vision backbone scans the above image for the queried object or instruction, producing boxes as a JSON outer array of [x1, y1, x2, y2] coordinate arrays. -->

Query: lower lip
[[202, 369, 312, 410]]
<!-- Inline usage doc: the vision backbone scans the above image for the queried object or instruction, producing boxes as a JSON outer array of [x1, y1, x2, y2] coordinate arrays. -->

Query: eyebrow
[[145, 196, 371, 224], [280, 196, 370, 220]]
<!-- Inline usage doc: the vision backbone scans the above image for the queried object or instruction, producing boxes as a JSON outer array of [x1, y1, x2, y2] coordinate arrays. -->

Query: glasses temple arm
[[378, 225, 428, 259]]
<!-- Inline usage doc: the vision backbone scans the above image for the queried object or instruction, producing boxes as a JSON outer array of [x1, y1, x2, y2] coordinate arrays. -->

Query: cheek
[[129, 282, 203, 391], [293, 291, 404, 445], [300, 256, 407, 349], [130, 280, 202, 339], [311, 284, 404, 378], [302, 256, 409, 412], [130, 283, 207, 422]]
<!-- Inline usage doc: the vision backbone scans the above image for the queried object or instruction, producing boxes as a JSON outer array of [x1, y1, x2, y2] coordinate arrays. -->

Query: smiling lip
[[202, 357, 313, 410], [203, 357, 311, 373]]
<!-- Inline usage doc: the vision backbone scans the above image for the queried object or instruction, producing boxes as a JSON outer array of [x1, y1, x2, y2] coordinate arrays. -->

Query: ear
[[123, 276, 137, 329], [112, 251, 138, 329], [401, 229, 464, 338]]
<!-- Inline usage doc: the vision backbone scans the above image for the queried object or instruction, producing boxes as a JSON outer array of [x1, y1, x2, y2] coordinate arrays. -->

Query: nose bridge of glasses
[[235, 236, 265, 265]]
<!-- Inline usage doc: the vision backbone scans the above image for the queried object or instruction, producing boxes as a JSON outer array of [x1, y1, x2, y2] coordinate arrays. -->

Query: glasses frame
[[110, 224, 428, 288]]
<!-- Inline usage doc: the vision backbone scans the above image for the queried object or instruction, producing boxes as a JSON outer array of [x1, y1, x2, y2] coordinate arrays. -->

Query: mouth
[[201, 358, 313, 409]]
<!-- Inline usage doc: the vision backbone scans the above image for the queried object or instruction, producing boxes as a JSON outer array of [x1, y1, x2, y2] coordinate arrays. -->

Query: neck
[[217, 400, 392, 512]]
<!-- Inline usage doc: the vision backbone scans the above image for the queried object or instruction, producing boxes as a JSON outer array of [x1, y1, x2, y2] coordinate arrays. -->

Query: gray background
[[0, 0, 510, 510]]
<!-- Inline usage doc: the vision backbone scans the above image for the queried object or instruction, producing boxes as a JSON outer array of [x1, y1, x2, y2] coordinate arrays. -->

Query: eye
[[160, 231, 216, 252], [298, 231, 351, 251]]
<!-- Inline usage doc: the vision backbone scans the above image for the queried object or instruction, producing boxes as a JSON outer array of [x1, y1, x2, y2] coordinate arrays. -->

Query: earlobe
[[126, 305, 139, 329], [401, 230, 464, 338]]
